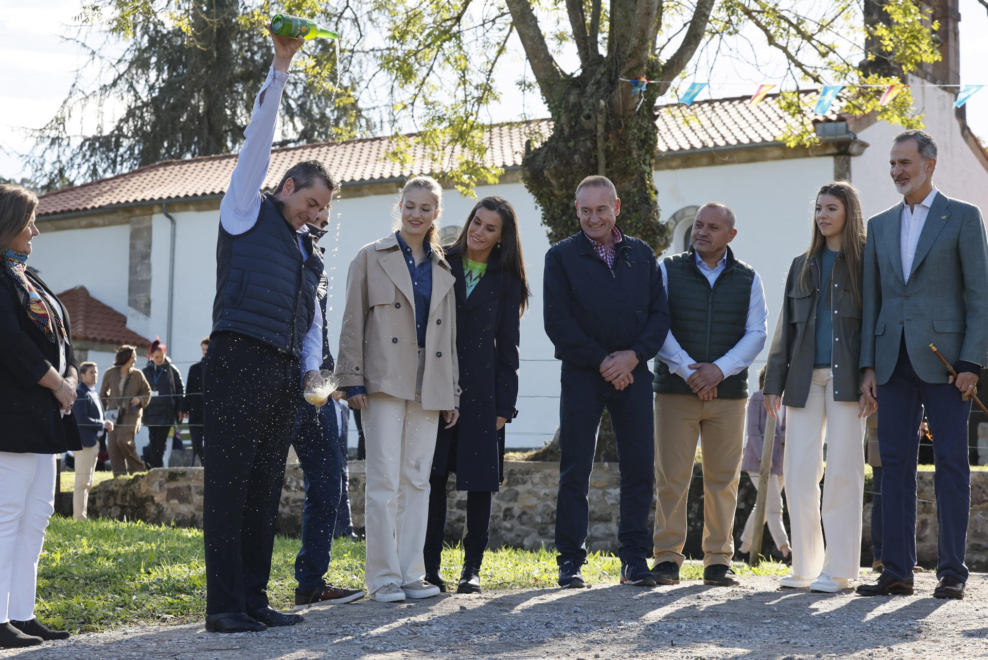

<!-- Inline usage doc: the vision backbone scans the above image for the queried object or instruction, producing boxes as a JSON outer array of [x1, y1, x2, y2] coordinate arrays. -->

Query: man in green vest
[[651, 202, 768, 587]]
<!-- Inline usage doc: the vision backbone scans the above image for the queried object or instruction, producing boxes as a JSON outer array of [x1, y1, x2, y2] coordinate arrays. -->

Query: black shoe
[[457, 559, 482, 594], [933, 575, 965, 600], [704, 564, 740, 587], [205, 612, 267, 633], [620, 560, 657, 587], [425, 570, 447, 593], [855, 572, 914, 597], [10, 619, 70, 641], [246, 607, 304, 627], [558, 559, 586, 588], [651, 561, 681, 585], [0, 622, 43, 648]]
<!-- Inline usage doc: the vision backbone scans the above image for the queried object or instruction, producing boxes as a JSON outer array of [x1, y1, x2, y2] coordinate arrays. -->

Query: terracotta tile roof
[[37, 91, 835, 218], [56, 286, 152, 348]]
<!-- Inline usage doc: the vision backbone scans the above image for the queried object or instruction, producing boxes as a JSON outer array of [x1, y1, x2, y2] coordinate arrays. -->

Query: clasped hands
[[600, 351, 639, 390], [687, 363, 723, 401]]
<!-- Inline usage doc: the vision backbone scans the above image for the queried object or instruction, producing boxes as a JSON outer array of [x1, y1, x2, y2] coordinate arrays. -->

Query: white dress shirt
[[656, 250, 769, 382], [219, 67, 323, 381], [900, 187, 939, 284]]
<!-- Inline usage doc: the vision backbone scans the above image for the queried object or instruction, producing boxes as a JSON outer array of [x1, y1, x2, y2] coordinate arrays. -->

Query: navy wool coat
[[431, 245, 522, 492]]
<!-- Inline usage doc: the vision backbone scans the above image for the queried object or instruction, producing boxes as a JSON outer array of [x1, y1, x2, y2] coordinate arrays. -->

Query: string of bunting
[[619, 78, 985, 114]]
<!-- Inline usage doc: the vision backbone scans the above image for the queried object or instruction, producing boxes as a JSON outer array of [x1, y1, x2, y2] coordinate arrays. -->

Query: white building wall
[[854, 75, 988, 219]]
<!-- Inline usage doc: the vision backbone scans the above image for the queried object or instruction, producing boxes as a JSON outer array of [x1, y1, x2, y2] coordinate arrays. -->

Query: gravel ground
[[3, 573, 988, 659]]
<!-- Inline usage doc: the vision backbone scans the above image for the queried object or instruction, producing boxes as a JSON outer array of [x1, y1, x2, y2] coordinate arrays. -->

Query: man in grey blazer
[[857, 130, 988, 600]]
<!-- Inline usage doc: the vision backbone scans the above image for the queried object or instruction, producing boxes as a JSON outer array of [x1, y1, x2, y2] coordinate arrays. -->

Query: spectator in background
[[354, 409, 366, 460], [737, 367, 789, 564], [0, 183, 77, 648], [72, 362, 113, 521], [100, 345, 152, 476], [142, 338, 185, 468], [182, 337, 209, 467], [333, 391, 357, 540]]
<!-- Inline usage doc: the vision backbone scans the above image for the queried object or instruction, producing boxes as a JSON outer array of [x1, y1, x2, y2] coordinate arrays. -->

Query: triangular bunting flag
[[954, 85, 984, 108], [630, 77, 648, 95], [750, 84, 775, 105], [814, 85, 843, 115], [879, 84, 906, 106], [680, 82, 708, 106]]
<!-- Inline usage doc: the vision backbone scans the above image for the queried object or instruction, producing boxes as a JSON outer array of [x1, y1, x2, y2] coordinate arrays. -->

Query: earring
[[497, 242, 502, 249]]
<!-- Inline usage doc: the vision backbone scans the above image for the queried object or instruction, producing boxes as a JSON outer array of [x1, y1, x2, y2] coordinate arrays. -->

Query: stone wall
[[71, 461, 988, 570]]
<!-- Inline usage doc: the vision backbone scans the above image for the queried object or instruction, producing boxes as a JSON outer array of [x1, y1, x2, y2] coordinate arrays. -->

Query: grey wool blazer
[[860, 191, 988, 385]]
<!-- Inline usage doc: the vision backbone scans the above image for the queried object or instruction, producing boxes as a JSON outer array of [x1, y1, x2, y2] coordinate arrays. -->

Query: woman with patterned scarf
[[0, 184, 78, 648]]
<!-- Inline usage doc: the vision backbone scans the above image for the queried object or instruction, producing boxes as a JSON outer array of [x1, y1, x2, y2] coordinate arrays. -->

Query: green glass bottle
[[270, 13, 338, 40]]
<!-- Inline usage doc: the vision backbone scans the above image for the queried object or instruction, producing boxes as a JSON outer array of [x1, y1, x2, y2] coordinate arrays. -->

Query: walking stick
[[929, 344, 988, 416], [748, 411, 777, 568]]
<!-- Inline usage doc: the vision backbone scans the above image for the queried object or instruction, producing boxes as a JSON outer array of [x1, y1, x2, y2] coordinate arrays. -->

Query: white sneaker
[[810, 574, 851, 593], [401, 579, 441, 599], [371, 583, 406, 603], [779, 573, 814, 589]]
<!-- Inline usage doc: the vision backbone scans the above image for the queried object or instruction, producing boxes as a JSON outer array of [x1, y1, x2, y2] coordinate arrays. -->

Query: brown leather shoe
[[856, 572, 914, 597], [294, 584, 365, 610], [933, 576, 965, 600]]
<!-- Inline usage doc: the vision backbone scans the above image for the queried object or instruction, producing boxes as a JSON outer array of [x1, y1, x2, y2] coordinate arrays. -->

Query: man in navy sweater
[[543, 175, 670, 588]]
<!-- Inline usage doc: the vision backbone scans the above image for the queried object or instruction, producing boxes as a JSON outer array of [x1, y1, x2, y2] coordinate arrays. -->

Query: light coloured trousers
[[362, 351, 440, 595], [0, 452, 56, 624], [784, 369, 865, 580], [653, 394, 746, 567], [739, 475, 790, 552], [73, 445, 101, 521]]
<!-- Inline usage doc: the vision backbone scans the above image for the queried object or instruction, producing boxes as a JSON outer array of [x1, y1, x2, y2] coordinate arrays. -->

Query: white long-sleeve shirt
[[656, 251, 768, 382], [219, 67, 322, 381], [900, 186, 939, 283]]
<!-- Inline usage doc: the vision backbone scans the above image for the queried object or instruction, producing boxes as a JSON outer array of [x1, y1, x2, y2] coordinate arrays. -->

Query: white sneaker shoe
[[779, 573, 814, 588], [402, 579, 441, 599], [371, 583, 406, 603], [810, 574, 851, 593]]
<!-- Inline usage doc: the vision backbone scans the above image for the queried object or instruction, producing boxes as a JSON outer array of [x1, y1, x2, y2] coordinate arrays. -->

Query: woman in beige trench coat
[[335, 176, 460, 603]]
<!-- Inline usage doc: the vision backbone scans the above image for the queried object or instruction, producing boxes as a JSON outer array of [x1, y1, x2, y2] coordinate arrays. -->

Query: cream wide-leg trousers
[[784, 369, 865, 581], [0, 452, 56, 624], [361, 350, 440, 595]]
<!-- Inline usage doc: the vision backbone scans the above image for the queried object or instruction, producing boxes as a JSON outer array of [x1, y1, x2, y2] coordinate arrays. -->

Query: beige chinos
[[72, 444, 101, 520], [653, 394, 747, 567]]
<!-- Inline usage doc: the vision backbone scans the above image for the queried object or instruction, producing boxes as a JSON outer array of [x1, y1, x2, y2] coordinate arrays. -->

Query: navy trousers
[[292, 396, 342, 592], [555, 366, 654, 566], [334, 426, 354, 538], [877, 341, 971, 582], [871, 465, 883, 563]]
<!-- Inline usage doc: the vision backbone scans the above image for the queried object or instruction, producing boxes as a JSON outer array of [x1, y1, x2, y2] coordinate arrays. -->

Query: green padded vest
[[652, 248, 755, 399]]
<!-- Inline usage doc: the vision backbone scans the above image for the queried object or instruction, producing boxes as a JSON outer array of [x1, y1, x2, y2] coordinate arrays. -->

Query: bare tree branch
[[609, 0, 637, 59], [978, 0, 988, 17], [504, 0, 566, 100], [624, 0, 661, 75], [734, 3, 825, 84], [589, 0, 603, 54], [565, 0, 593, 68], [655, 0, 715, 94]]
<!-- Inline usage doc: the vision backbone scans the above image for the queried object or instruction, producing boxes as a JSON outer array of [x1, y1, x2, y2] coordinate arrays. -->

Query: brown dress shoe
[[856, 572, 914, 597], [294, 584, 365, 610], [933, 576, 965, 600]]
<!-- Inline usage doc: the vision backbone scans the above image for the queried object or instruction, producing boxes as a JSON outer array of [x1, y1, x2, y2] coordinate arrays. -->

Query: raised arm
[[219, 30, 306, 235]]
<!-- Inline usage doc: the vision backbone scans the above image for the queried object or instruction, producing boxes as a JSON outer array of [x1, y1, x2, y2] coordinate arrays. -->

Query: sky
[[3, 0, 988, 183]]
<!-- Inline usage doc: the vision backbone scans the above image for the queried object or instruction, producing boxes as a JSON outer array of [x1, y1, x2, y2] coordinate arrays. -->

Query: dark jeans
[[334, 424, 354, 538], [189, 427, 205, 467], [146, 426, 172, 468], [877, 341, 971, 582], [555, 366, 654, 566], [424, 474, 493, 572], [292, 396, 342, 592], [203, 332, 298, 614], [871, 465, 883, 562]]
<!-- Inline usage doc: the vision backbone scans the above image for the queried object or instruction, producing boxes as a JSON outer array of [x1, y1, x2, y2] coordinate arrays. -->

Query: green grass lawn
[[37, 517, 789, 633], [58, 470, 119, 493]]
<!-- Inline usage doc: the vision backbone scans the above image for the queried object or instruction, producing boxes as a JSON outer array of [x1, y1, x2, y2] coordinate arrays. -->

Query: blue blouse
[[395, 231, 433, 348]]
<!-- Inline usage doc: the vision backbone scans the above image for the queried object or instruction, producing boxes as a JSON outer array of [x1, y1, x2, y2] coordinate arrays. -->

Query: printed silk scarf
[[2, 248, 64, 344]]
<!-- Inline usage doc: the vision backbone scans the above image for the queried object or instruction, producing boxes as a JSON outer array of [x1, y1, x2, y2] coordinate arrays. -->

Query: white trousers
[[739, 474, 789, 552], [73, 445, 100, 521], [784, 369, 865, 580], [0, 452, 56, 624], [362, 364, 440, 594]]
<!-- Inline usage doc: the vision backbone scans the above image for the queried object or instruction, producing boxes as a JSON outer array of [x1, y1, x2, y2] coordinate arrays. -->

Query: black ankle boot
[[0, 622, 43, 649], [457, 558, 482, 594], [425, 569, 447, 593], [10, 619, 70, 642]]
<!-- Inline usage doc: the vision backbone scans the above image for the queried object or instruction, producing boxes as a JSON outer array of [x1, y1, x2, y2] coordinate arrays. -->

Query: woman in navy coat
[[424, 197, 529, 594]]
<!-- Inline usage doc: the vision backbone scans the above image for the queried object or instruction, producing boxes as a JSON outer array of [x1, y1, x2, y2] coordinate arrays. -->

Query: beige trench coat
[[99, 366, 153, 433], [335, 232, 461, 411]]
